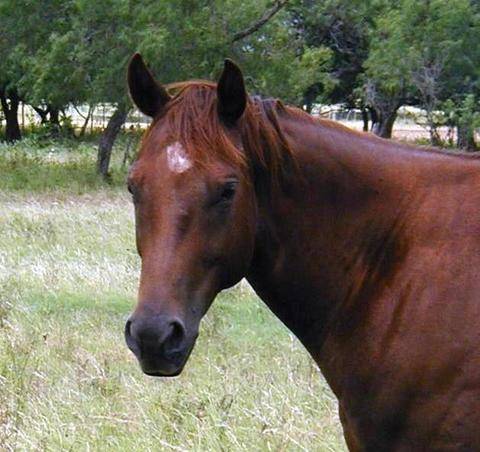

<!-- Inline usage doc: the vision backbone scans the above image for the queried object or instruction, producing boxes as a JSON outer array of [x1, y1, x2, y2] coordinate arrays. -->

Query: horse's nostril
[[124, 318, 141, 357], [165, 319, 186, 350], [125, 319, 132, 336], [125, 313, 188, 370]]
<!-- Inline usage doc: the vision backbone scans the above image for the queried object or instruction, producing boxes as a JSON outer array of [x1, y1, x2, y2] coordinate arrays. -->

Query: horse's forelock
[[145, 81, 297, 188]]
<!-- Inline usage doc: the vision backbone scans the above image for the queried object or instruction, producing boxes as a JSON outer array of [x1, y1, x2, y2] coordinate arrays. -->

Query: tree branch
[[231, 0, 289, 43]]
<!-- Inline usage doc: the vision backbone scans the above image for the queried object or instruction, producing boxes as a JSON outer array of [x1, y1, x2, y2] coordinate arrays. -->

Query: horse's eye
[[127, 183, 139, 203], [220, 181, 237, 201], [209, 180, 238, 208]]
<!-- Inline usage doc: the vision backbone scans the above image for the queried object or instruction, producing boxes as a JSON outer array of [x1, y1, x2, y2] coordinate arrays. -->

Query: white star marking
[[166, 142, 192, 173]]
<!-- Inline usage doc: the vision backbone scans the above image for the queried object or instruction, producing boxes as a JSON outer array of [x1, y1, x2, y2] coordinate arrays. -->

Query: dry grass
[[0, 143, 346, 451]]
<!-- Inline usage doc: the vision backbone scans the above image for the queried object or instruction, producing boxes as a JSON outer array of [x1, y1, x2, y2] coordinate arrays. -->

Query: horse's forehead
[[165, 141, 192, 173]]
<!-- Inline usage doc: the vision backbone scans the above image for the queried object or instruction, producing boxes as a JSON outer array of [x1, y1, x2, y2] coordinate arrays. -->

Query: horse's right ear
[[127, 53, 171, 117]]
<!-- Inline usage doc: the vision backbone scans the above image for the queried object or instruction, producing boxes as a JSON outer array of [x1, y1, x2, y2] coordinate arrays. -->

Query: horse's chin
[[139, 360, 185, 377], [143, 367, 183, 378], [137, 337, 196, 378]]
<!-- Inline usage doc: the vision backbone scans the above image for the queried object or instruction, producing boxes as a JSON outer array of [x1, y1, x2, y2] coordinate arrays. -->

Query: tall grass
[[0, 142, 346, 451], [0, 133, 137, 193]]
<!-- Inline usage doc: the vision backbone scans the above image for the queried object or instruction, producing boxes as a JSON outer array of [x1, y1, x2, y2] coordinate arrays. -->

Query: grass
[[0, 132, 137, 193], [0, 140, 346, 451]]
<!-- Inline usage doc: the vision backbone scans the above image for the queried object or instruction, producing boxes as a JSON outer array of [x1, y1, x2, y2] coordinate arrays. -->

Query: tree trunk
[[425, 108, 442, 146], [49, 107, 60, 126], [361, 108, 369, 132], [372, 109, 398, 139], [302, 86, 318, 114], [79, 105, 93, 137], [121, 128, 135, 169], [97, 106, 128, 179], [428, 127, 442, 147], [0, 90, 21, 142], [457, 124, 477, 152], [4, 105, 21, 142], [368, 107, 378, 132], [33, 106, 49, 123], [48, 106, 61, 135], [365, 79, 402, 139]]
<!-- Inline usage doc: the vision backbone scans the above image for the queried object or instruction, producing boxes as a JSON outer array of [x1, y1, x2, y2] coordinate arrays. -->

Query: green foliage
[[130, 0, 328, 104], [365, 0, 480, 115], [443, 94, 480, 137], [0, 0, 74, 106], [364, 10, 410, 94], [288, 0, 383, 106], [2, 0, 480, 142], [1, 0, 329, 113], [289, 47, 335, 103]]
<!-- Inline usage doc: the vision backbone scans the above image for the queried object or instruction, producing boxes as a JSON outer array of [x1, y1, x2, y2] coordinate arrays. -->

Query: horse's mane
[[145, 79, 480, 193], [151, 80, 298, 189]]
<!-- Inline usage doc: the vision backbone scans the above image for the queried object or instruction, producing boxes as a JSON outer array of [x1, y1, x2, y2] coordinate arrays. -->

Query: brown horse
[[125, 53, 480, 450]]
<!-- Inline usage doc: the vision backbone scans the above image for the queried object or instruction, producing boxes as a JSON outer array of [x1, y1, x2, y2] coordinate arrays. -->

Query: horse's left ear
[[217, 59, 247, 125]]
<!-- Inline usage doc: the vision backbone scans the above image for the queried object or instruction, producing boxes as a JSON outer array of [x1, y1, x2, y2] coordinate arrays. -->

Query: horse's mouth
[[136, 338, 196, 378], [138, 354, 186, 377], [138, 357, 185, 377], [143, 368, 183, 378]]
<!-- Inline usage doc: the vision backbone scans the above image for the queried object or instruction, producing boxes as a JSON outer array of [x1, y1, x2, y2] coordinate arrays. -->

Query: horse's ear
[[217, 59, 247, 125], [127, 53, 171, 117]]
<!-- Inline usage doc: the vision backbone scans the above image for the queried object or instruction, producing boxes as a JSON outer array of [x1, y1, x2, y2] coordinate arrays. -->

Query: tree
[[89, 0, 327, 177], [65, 0, 139, 178], [0, 0, 333, 163], [0, 0, 82, 139], [362, 3, 413, 138], [0, 0, 24, 141], [0, 86, 21, 142], [364, 0, 480, 142], [287, 0, 385, 115], [228, 2, 333, 105]]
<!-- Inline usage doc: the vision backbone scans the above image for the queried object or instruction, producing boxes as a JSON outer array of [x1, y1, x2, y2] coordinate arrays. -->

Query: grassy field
[[0, 139, 346, 451]]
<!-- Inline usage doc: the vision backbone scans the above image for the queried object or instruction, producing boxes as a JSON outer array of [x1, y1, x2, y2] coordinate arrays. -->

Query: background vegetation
[[2, 0, 480, 177]]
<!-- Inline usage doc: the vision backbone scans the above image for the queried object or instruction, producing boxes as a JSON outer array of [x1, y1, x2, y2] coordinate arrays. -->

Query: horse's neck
[[246, 114, 469, 368]]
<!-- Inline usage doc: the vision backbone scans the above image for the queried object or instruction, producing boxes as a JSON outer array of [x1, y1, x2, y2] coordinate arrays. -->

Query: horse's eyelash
[[205, 182, 237, 209]]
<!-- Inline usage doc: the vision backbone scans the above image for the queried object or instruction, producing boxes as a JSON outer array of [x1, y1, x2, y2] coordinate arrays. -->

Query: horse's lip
[[140, 354, 189, 376], [139, 356, 185, 377], [138, 338, 196, 377], [143, 368, 183, 377]]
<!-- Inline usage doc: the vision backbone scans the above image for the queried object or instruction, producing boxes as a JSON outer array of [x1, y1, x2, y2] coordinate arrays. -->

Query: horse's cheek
[[219, 215, 255, 288]]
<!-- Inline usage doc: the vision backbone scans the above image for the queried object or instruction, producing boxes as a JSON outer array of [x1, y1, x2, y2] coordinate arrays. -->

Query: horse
[[124, 53, 480, 450]]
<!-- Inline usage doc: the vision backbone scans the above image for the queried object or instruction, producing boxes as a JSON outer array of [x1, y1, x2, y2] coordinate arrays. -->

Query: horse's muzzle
[[125, 314, 193, 377]]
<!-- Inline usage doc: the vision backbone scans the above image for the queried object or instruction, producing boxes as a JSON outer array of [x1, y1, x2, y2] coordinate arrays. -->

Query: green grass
[[0, 142, 346, 451], [0, 133, 137, 193]]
